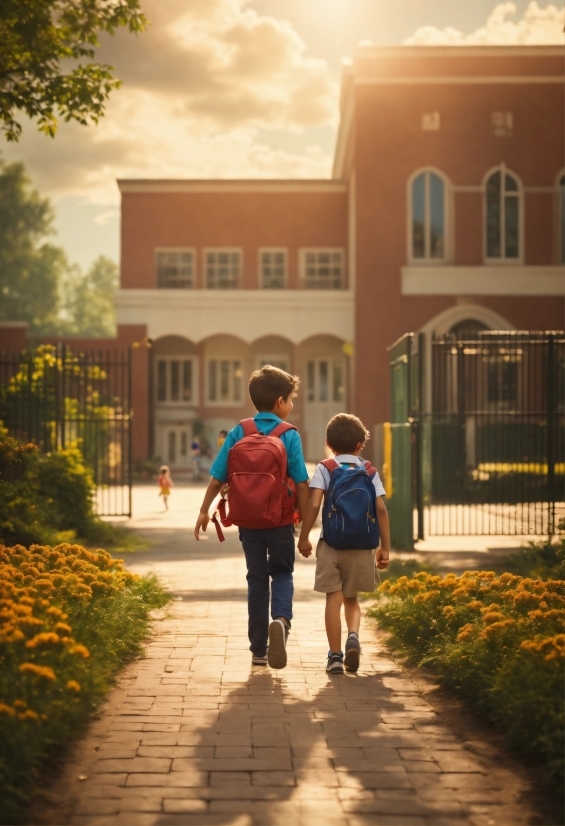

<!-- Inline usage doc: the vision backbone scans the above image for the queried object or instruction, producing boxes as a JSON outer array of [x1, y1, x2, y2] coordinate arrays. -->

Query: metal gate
[[388, 331, 565, 540], [0, 344, 132, 517]]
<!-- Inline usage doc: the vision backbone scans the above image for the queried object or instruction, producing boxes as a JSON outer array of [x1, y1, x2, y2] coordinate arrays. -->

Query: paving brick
[[162, 799, 208, 813], [74, 798, 121, 816], [92, 757, 171, 773], [125, 771, 208, 787], [251, 770, 295, 786]]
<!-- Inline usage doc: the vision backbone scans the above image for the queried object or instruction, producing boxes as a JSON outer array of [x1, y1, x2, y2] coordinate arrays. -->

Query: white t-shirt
[[310, 454, 386, 497]]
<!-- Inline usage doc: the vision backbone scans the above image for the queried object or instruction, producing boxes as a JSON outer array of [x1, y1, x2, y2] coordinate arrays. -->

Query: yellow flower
[[25, 632, 61, 648], [19, 663, 57, 681], [0, 703, 15, 716], [442, 606, 457, 620], [70, 644, 90, 658], [66, 680, 81, 692], [17, 709, 39, 721], [482, 611, 505, 625], [457, 623, 474, 641], [54, 622, 72, 635]]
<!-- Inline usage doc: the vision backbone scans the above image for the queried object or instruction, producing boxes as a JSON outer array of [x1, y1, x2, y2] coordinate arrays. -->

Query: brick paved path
[[36, 487, 546, 826]]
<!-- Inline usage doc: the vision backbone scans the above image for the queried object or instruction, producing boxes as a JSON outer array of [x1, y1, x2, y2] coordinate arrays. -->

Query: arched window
[[410, 171, 446, 260], [485, 167, 521, 260], [559, 174, 565, 263], [449, 319, 489, 338]]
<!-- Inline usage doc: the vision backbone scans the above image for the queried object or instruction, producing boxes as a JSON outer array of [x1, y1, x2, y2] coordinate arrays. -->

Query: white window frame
[[155, 356, 199, 406], [407, 168, 450, 265], [299, 248, 345, 289], [258, 247, 288, 289], [205, 359, 245, 406], [483, 164, 524, 265], [203, 248, 242, 289], [155, 248, 195, 289]]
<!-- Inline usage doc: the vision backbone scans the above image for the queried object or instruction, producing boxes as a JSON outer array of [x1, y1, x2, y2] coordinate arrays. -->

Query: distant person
[[194, 366, 310, 670], [191, 436, 201, 482], [158, 465, 173, 511], [217, 429, 228, 451], [298, 413, 390, 675]]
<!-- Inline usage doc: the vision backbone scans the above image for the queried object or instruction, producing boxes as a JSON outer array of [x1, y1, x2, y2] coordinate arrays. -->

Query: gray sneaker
[[252, 651, 268, 666], [267, 618, 288, 669], [326, 652, 344, 674], [344, 633, 360, 672]]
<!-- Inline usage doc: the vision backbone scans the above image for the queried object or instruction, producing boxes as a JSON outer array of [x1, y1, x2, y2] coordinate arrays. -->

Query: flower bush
[[0, 542, 169, 824], [371, 570, 565, 787]]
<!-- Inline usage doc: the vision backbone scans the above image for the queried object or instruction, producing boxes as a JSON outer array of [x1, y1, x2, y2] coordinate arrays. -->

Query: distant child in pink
[[158, 465, 173, 511]]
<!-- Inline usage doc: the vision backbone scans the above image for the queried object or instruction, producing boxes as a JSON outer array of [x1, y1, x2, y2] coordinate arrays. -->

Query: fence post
[[127, 347, 133, 518], [416, 333, 425, 541], [61, 342, 66, 450], [389, 423, 414, 551], [546, 333, 555, 536]]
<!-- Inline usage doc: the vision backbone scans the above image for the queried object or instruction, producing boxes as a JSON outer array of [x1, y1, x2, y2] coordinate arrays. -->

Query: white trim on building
[[116, 289, 355, 344], [401, 265, 565, 295]]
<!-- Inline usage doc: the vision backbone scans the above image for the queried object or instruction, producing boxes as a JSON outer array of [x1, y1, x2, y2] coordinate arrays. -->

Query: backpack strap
[[363, 460, 378, 479], [270, 421, 297, 439], [321, 458, 340, 473], [240, 418, 259, 437]]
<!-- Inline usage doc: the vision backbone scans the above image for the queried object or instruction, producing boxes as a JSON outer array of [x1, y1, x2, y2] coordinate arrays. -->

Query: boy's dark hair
[[219, 429, 228, 437], [326, 413, 370, 454], [248, 365, 299, 412]]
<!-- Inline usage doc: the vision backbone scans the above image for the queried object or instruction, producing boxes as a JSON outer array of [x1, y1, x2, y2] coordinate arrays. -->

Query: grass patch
[[0, 542, 170, 824], [370, 569, 564, 789]]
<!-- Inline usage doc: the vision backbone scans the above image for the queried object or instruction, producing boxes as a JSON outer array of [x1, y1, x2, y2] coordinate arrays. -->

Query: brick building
[[3, 45, 564, 467]]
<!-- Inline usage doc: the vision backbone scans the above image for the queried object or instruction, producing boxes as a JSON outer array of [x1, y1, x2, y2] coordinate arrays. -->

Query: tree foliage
[[0, 157, 118, 336], [0, 156, 64, 332], [62, 256, 118, 337], [0, 0, 147, 141]]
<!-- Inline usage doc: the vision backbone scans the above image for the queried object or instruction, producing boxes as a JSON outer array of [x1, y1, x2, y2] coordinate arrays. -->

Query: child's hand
[[194, 511, 209, 541], [297, 537, 312, 558], [376, 548, 390, 570]]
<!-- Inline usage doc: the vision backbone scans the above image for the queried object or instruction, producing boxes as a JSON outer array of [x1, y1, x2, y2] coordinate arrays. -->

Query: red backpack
[[212, 419, 297, 541]]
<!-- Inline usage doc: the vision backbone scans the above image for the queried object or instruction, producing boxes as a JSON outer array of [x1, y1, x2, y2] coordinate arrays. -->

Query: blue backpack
[[321, 459, 380, 550]]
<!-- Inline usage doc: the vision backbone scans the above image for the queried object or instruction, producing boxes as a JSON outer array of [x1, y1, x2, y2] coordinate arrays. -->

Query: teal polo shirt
[[209, 412, 309, 484]]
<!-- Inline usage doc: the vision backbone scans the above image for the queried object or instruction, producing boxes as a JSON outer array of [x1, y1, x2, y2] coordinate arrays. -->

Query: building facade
[[3, 45, 564, 468]]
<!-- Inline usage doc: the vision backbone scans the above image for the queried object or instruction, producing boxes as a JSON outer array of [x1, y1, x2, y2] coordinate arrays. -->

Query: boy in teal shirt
[[195, 366, 310, 670]]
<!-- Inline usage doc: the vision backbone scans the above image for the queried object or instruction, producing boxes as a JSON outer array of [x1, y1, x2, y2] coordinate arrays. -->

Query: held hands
[[297, 537, 312, 558], [376, 547, 390, 570], [194, 511, 210, 541]]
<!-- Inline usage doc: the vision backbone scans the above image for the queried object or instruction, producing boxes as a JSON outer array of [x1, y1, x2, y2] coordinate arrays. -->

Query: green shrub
[[0, 438, 131, 549], [0, 542, 170, 824], [499, 528, 565, 581], [371, 570, 565, 788]]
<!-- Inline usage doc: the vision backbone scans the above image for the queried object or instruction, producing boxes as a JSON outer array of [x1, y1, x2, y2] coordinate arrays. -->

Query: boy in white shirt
[[297, 413, 390, 674]]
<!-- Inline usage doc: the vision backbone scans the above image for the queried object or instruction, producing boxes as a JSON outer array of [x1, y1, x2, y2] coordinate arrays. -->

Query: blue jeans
[[239, 525, 295, 657]]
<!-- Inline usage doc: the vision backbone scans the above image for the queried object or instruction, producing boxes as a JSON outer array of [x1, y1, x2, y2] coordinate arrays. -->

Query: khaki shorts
[[314, 539, 375, 598]]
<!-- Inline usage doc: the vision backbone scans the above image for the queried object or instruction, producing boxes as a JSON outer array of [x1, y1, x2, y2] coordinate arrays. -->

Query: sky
[[3, 0, 564, 270]]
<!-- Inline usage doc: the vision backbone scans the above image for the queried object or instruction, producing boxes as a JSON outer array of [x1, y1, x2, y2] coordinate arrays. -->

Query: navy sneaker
[[344, 632, 360, 672], [326, 651, 344, 674]]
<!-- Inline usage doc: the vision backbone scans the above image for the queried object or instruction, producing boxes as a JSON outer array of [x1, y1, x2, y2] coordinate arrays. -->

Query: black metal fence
[[389, 331, 565, 539], [0, 345, 132, 517]]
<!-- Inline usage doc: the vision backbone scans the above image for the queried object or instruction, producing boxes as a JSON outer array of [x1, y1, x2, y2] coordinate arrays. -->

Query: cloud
[[94, 210, 120, 226], [405, 2, 565, 46], [3, 0, 336, 204]]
